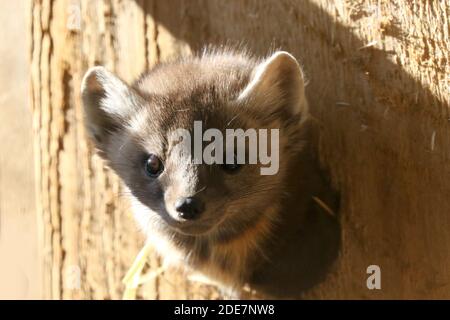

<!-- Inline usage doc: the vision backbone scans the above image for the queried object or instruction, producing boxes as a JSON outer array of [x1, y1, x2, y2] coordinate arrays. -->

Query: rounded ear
[[81, 66, 143, 149], [238, 51, 307, 117]]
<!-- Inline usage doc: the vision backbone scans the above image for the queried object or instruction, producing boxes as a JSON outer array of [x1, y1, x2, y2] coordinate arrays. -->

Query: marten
[[81, 48, 340, 298]]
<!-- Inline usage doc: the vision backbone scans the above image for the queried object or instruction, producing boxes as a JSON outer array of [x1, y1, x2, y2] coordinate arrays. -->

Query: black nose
[[174, 197, 205, 220]]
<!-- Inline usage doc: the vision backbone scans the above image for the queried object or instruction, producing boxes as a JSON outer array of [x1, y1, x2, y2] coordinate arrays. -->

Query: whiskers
[[226, 181, 282, 203], [192, 185, 207, 196]]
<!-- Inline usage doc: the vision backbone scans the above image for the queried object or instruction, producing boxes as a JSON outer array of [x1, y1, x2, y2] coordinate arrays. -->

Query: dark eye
[[222, 154, 241, 174], [144, 154, 164, 177]]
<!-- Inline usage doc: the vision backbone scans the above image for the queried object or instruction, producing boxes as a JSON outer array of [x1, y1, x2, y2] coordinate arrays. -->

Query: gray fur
[[81, 49, 340, 298]]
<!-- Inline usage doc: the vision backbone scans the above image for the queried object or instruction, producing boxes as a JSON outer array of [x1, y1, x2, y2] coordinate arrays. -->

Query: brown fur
[[81, 49, 340, 298]]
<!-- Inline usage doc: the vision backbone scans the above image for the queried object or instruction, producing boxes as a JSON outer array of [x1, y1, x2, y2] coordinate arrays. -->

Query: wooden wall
[[30, 0, 450, 299]]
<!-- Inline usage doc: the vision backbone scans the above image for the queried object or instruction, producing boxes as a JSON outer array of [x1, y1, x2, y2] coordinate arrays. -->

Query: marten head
[[81, 50, 308, 243]]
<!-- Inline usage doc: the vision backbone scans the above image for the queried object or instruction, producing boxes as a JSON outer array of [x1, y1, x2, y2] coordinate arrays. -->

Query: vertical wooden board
[[31, 0, 134, 299]]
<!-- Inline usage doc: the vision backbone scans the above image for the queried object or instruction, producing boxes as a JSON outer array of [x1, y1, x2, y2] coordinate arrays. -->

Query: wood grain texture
[[31, 0, 450, 299]]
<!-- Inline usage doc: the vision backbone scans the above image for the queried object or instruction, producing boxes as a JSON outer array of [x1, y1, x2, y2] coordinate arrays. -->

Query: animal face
[[81, 50, 307, 241]]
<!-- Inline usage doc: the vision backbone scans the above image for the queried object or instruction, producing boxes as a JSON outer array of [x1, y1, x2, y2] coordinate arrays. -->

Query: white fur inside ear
[[237, 51, 306, 114], [81, 66, 145, 146], [81, 66, 138, 118]]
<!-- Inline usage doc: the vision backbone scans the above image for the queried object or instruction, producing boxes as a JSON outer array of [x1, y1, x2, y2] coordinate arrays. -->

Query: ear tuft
[[238, 51, 307, 116], [82, 66, 107, 93]]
